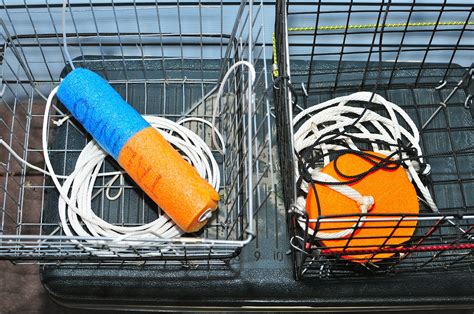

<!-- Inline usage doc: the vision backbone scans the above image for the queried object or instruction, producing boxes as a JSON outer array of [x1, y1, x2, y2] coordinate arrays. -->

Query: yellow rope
[[272, 32, 279, 77], [272, 21, 474, 77]]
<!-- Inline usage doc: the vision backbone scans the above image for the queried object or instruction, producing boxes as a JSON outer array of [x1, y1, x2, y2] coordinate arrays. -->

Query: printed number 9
[[254, 251, 261, 261]]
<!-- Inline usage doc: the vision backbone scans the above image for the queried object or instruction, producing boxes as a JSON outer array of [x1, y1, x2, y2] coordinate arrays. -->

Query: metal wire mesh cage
[[0, 0, 273, 265], [274, 0, 474, 279]]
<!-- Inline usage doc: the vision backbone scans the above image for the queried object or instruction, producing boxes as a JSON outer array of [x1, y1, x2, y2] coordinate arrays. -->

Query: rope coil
[[293, 91, 437, 239], [43, 87, 225, 250]]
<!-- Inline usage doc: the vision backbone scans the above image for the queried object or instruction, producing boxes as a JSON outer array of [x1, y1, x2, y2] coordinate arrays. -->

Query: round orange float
[[305, 151, 419, 263]]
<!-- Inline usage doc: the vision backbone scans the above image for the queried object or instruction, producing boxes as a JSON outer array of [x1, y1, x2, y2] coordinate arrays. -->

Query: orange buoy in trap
[[305, 151, 419, 263]]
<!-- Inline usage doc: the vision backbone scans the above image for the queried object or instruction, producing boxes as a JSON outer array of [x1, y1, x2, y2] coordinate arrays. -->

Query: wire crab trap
[[0, 0, 273, 266], [274, 0, 474, 279]]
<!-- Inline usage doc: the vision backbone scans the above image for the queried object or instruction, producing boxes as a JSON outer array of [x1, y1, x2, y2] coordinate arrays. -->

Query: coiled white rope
[[293, 91, 437, 239], [42, 86, 226, 249]]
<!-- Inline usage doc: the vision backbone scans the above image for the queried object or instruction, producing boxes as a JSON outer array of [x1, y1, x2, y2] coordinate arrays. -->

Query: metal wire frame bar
[[293, 215, 473, 271], [285, 1, 472, 11], [2, 1, 276, 10], [285, 1, 473, 93], [0, 0, 248, 87]]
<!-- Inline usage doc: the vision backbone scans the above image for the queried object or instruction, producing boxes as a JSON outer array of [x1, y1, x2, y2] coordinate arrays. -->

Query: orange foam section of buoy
[[306, 151, 419, 263], [118, 126, 220, 233]]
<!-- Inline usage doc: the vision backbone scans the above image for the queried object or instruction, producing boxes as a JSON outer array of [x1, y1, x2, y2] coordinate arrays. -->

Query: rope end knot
[[358, 195, 374, 212]]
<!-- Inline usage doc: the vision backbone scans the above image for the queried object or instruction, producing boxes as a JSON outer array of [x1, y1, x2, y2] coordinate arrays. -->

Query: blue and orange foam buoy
[[57, 68, 219, 233]]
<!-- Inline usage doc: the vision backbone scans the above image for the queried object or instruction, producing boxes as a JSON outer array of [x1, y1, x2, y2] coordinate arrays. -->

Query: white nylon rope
[[42, 87, 226, 250], [308, 172, 375, 239], [293, 91, 437, 240]]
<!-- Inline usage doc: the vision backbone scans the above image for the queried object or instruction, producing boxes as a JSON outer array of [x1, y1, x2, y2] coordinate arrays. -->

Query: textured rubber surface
[[41, 266, 474, 309], [57, 68, 149, 159]]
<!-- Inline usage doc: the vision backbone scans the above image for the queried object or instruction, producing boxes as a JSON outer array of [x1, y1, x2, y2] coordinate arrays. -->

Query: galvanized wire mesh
[[0, 0, 273, 265], [274, 0, 474, 279]]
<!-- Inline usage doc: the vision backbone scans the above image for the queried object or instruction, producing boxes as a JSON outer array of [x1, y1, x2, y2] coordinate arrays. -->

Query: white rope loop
[[304, 172, 374, 239], [313, 172, 375, 213], [211, 60, 256, 153], [40, 87, 227, 251], [294, 92, 437, 240]]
